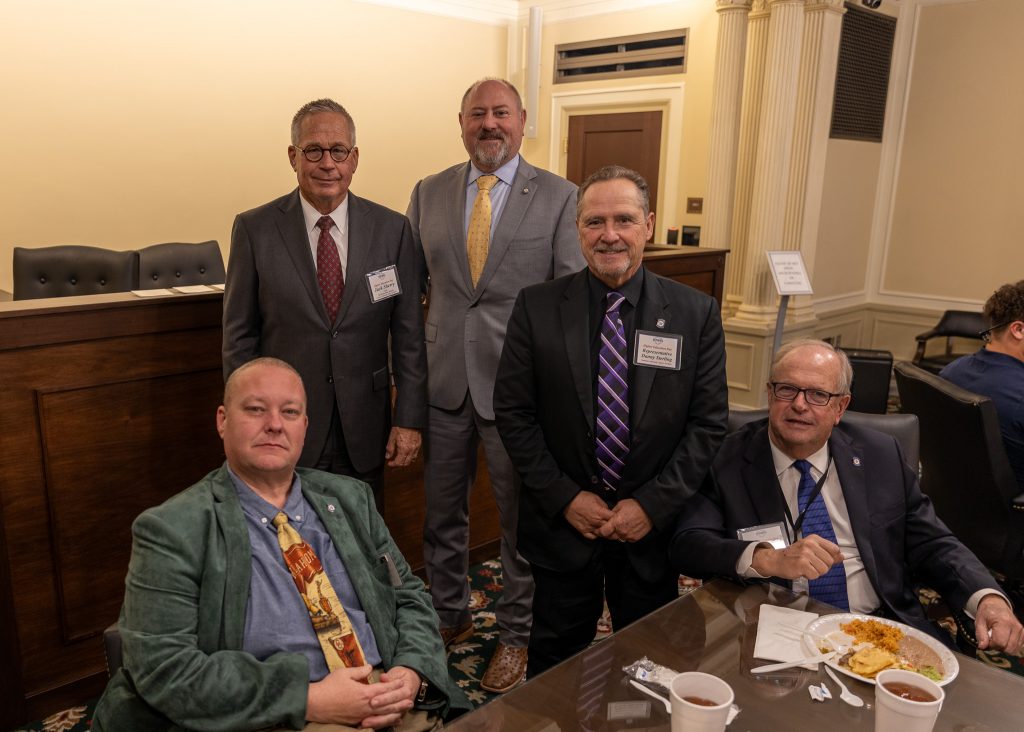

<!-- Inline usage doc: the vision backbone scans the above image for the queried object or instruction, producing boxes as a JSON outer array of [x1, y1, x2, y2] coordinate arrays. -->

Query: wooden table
[[448, 580, 1021, 731]]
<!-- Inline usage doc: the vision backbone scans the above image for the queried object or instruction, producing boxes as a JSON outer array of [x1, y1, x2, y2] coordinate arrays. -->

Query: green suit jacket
[[93, 465, 470, 731]]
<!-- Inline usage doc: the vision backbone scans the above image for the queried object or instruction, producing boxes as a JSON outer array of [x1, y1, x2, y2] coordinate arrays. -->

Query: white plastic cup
[[669, 672, 734, 732], [874, 668, 945, 732]]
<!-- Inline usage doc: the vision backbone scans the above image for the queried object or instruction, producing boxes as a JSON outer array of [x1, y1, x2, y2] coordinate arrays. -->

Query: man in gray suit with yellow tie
[[407, 78, 584, 692], [224, 99, 426, 499]]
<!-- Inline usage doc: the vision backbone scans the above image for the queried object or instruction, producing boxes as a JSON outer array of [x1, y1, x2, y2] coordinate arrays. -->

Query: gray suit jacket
[[407, 158, 584, 419], [223, 189, 427, 472]]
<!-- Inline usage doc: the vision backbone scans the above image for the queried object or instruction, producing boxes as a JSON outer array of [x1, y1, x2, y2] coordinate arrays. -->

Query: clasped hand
[[306, 664, 419, 729], [563, 492, 652, 542], [751, 534, 844, 580]]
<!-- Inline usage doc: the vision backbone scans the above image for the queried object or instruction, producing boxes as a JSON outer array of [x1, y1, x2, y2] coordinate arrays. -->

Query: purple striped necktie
[[596, 291, 629, 492], [316, 215, 344, 322], [794, 459, 850, 610]]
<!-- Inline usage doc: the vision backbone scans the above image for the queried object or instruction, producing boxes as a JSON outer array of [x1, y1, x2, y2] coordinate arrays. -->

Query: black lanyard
[[781, 456, 832, 541]]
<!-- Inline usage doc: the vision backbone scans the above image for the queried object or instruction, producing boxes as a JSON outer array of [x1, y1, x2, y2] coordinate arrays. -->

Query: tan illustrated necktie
[[273, 512, 367, 673], [466, 174, 498, 286]]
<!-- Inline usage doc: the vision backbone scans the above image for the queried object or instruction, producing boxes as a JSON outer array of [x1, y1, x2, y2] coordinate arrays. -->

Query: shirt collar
[[228, 465, 305, 529], [587, 266, 645, 308], [468, 155, 520, 189], [770, 438, 830, 478], [299, 192, 348, 238]]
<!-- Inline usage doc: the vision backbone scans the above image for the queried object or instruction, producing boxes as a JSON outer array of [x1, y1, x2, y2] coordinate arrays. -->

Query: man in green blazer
[[93, 358, 469, 731]]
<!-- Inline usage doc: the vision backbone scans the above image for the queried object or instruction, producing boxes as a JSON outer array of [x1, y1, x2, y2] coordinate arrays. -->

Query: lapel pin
[[327, 504, 336, 513], [852, 457, 861, 466], [656, 318, 666, 328], [522, 187, 529, 194]]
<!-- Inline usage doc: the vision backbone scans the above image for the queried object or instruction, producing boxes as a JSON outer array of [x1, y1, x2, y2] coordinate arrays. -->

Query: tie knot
[[793, 459, 813, 478], [272, 511, 290, 529], [606, 291, 625, 313], [476, 174, 498, 193], [316, 216, 334, 232]]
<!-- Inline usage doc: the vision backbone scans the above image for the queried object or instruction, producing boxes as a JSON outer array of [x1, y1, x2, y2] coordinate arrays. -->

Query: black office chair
[[727, 408, 919, 469], [840, 347, 893, 415], [137, 240, 225, 289], [13, 245, 139, 300], [894, 361, 1024, 582], [912, 310, 986, 374]]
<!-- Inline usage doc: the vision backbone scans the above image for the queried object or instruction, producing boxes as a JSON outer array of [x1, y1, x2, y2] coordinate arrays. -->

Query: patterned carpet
[[11, 560, 1023, 731]]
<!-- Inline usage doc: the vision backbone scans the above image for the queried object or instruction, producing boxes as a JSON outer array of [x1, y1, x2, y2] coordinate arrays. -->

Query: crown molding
[[353, 0, 681, 26]]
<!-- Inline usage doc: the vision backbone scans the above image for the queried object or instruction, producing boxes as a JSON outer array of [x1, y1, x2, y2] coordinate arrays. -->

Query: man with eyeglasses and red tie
[[671, 338, 1024, 655], [223, 99, 426, 502]]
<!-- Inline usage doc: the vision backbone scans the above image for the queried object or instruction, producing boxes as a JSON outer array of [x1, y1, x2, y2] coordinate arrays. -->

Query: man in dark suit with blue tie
[[670, 339, 1023, 654], [494, 165, 729, 675], [224, 99, 426, 497]]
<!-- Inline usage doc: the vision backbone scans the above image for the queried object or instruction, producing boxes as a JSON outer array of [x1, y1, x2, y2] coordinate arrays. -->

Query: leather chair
[[727, 408, 919, 470], [912, 310, 986, 374], [103, 622, 123, 676], [893, 361, 1024, 582], [137, 240, 225, 289], [13, 245, 139, 300]]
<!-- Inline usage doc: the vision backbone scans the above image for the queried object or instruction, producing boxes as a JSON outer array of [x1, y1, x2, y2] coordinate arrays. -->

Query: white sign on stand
[[765, 251, 813, 356]]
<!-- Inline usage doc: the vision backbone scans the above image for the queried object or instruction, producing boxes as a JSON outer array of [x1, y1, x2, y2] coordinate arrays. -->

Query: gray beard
[[471, 139, 510, 171]]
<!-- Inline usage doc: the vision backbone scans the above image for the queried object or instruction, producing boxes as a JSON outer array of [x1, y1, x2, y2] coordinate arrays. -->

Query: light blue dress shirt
[[463, 155, 520, 236]]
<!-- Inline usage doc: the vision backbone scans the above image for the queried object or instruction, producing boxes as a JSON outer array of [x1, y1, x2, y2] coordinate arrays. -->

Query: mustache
[[477, 131, 507, 141]]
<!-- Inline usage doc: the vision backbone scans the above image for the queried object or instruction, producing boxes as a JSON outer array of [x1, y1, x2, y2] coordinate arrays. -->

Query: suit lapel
[[277, 190, 330, 326], [473, 158, 538, 300], [446, 163, 475, 296], [632, 270, 669, 427], [561, 271, 593, 429], [337, 193, 371, 326], [210, 468, 254, 650], [829, 429, 879, 585], [743, 426, 790, 526]]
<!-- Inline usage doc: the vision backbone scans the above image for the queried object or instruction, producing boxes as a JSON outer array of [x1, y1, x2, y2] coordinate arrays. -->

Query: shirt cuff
[[964, 589, 1011, 618], [736, 542, 771, 579]]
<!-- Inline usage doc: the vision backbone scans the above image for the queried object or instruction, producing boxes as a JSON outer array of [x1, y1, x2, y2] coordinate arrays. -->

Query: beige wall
[[885, 0, 1024, 304], [0, 0, 506, 293]]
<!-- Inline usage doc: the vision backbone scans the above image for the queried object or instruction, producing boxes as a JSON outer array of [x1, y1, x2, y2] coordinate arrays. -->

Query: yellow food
[[847, 646, 897, 678], [840, 618, 903, 654]]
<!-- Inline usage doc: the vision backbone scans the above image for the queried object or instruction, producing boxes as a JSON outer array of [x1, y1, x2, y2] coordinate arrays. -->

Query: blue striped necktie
[[596, 292, 629, 492], [794, 459, 850, 610]]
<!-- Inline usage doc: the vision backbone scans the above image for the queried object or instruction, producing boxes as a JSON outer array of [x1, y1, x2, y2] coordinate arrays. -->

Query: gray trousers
[[422, 394, 534, 646]]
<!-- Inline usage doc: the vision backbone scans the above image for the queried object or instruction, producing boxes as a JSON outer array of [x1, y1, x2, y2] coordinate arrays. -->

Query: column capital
[[715, 0, 753, 11], [806, 0, 845, 13]]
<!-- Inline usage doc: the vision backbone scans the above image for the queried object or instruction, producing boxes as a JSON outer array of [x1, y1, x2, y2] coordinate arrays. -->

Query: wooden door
[[566, 111, 663, 232]]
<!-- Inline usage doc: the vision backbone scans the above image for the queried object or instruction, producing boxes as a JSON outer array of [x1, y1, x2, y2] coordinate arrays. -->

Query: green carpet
[[10, 562, 1022, 731]]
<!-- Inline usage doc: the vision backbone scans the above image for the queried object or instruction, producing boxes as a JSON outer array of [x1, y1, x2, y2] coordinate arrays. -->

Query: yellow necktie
[[273, 512, 367, 672], [467, 174, 498, 286]]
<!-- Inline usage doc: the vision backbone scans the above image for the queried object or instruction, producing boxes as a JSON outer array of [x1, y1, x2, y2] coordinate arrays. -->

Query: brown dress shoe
[[439, 621, 473, 648], [480, 642, 527, 693]]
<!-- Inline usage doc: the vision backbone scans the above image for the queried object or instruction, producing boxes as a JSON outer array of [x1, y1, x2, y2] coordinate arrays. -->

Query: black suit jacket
[[223, 189, 427, 472], [494, 268, 728, 582], [670, 419, 1000, 642]]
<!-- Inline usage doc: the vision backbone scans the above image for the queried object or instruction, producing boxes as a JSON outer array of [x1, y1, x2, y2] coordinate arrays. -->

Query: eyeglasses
[[769, 382, 844, 407], [295, 144, 353, 163], [979, 320, 1019, 343]]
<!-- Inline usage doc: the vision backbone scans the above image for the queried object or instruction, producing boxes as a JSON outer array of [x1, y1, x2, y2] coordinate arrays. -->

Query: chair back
[[894, 361, 1022, 577], [137, 240, 225, 289], [727, 408, 919, 469], [13, 245, 139, 300], [913, 310, 985, 374]]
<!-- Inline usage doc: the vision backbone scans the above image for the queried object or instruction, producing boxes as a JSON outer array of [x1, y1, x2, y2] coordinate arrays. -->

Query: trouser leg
[[527, 559, 605, 678]]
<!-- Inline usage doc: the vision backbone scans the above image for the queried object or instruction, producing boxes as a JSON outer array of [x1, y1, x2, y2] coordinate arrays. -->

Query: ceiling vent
[[555, 29, 688, 84], [830, 3, 897, 142]]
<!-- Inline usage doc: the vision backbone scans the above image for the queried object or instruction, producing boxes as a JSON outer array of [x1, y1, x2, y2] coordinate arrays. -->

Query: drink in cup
[[669, 672, 734, 732], [875, 668, 944, 732]]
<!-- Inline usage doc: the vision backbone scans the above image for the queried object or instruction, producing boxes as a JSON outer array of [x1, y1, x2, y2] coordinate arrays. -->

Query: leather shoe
[[439, 621, 473, 649], [480, 642, 527, 693]]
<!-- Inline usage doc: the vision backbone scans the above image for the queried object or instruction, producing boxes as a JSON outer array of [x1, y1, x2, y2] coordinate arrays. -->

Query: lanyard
[[780, 456, 832, 542]]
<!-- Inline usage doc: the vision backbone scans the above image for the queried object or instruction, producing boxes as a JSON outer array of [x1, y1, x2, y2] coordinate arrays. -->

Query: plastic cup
[[669, 672, 734, 732], [874, 668, 945, 732]]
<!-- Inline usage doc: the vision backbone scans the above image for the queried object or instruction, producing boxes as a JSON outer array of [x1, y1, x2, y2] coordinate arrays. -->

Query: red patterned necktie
[[316, 215, 344, 321]]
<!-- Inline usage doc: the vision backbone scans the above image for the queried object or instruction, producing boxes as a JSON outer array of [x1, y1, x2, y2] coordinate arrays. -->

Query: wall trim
[[353, 0, 680, 25]]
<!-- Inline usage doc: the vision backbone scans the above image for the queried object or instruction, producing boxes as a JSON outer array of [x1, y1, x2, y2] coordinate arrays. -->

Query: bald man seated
[[94, 357, 470, 731], [670, 339, 1023, 655]]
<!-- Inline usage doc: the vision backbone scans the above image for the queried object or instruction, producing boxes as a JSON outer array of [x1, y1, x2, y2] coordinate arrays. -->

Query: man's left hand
[[975, 594, 1024, 655], [360, 666, 420, 728], [596, 499, 652, 543], [385, 427, 421, 467]]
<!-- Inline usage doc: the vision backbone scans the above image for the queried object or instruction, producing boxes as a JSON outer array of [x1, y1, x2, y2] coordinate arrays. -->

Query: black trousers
[[527, 540, 678, 678], [315, 405, 385, 511]]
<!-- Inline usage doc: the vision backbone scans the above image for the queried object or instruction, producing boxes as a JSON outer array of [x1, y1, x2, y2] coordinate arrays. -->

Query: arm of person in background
[[222, 215, 263, 380], [549, 180, 586, 277]]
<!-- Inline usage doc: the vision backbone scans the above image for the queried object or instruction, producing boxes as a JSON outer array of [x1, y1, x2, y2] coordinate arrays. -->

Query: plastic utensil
[[825, 665, 865, 707]]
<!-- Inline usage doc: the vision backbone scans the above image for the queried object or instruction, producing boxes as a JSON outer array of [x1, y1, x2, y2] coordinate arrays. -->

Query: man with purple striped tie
[[670, 339, 1024, 655], [494, 165, 728, 676]]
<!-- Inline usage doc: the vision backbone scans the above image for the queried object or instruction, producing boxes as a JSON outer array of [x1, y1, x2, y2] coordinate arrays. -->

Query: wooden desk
[[642, 246, 729, 304], [448, 580, 1021, 731]]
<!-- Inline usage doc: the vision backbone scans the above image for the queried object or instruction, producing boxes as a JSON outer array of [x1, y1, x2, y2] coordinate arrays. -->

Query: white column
[[703, 1, 753, 255]]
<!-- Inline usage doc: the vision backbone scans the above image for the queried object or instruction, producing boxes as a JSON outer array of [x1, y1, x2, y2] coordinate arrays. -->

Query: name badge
[[736, 521, 789, 549], [633, 330, 682, 370], [365, 265, 402, 303]]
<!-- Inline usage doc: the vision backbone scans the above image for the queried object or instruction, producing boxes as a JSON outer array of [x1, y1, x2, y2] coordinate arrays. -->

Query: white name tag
[[736, 521, 789, 549], [633, 330, 682, 370], [365, 265, 402, 303]]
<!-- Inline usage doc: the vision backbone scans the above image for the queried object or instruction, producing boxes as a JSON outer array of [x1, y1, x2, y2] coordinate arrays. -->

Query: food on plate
[[833, 619, 945, 682]]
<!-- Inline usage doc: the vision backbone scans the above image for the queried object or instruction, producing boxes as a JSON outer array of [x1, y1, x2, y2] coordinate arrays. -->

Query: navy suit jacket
[[494, 267, 728, 583], [670, 419, 1000, 642]]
